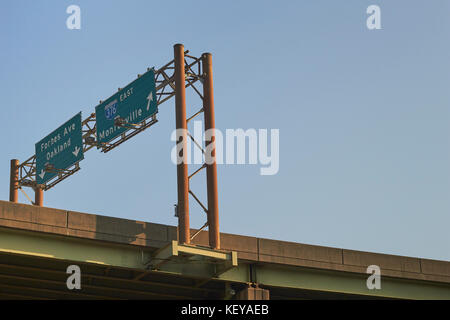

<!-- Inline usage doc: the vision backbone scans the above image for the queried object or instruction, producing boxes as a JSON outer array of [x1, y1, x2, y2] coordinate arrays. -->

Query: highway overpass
[[0, 200, 449, 299]]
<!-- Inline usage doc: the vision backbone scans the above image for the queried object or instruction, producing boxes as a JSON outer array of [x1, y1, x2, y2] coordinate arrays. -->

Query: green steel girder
[[249, 264, 450, 300], [0, 227, 151, 269]]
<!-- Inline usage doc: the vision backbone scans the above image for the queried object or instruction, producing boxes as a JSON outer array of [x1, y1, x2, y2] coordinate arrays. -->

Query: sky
[[0, 0, 449, 261]]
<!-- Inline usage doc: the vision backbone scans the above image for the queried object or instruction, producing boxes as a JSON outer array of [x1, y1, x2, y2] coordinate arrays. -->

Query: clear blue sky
[[1, 0, 449, 261]]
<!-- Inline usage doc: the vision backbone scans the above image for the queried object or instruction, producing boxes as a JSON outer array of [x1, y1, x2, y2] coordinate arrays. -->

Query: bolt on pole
[[174, 43, 190, 244], [202, 53, 220, 250], [9, 159, 19, 203]]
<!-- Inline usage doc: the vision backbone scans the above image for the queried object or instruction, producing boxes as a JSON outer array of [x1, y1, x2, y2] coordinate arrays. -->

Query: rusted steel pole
[[174, 43, 190, 244], [34, 186, 43, 207], [202, 53, 220, 249], [9, 159, 19, 203]]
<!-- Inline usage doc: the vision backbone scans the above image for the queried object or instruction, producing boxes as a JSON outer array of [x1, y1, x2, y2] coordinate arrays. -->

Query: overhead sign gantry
[[9, 44, 221, 250]]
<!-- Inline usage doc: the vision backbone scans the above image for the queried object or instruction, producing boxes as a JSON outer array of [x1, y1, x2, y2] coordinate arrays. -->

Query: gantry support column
[[34, 186, 43, 207], [174, 43, 190, 244], [9, 159, 19, 203], [202, 53, 220, 249]]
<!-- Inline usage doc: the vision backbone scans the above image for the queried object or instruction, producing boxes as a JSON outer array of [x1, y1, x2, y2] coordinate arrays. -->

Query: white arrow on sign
[[39, 169, 45, 180], [146, 91, 153, 111], [72, 146, 81, 157]]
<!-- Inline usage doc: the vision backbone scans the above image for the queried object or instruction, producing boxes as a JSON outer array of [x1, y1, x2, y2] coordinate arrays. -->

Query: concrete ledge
[[421, 259, 450, 277], [0, 202, 67, 228], [259, 238, 343, 264], [343, 250, 422, 273], [68, 211, 168, 242]]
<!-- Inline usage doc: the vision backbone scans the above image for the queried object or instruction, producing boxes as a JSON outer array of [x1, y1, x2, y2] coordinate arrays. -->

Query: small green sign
[[35, 112, 84, 185]]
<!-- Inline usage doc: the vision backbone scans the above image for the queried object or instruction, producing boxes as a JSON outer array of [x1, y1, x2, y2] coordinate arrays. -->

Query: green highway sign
[[35, 112, 84, 185], [95, 69, 157, 146]]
